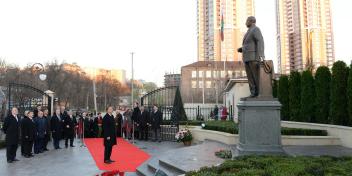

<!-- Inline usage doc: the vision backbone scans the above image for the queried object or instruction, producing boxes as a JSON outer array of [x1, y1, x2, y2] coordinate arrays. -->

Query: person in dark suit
[[132, 102, 140, 139], [51, 109, 63, 149], [21, 110, 35, 158], [33, 105, 42, 119], [2, 107, 21, 163], [78, 112, 91, 138], [150, 105, 162, 142], [102, 106, 117, 164], [34, 111, 47, 154], [43, 108, 51, 151], [115, 110, 123, 137], [237, 16, 265, 98], [63, 110, 77, 147], [138, 106, 150, 141], [60, 106, 68, 139], [93, 113, 103, 138]]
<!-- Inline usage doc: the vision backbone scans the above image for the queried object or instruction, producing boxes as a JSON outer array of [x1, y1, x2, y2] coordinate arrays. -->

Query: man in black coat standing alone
[[21, 110, 35, 158], [2, 107, 21, 163], [151, 105, 162, 142], [102, 106, 117, 164], [63, 110, 77, 148]]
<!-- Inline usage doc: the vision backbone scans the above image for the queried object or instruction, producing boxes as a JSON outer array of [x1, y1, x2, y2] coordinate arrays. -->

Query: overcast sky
[[0, 0, 351, 86]]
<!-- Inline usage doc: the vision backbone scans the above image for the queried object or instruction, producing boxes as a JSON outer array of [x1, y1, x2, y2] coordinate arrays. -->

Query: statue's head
[[246, 16, 256, 28]]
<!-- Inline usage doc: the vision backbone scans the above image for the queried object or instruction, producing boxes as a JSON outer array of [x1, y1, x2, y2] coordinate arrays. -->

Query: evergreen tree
[[347, 64, 352, 126], [272, 79, 278, 98], [330, 61, 349, 125], [171, 87, 187, 122], [315, 66, 331, 124], [300, 70, 315, 122], [278, 75, 289, 120], [289, 71, 301, 121]]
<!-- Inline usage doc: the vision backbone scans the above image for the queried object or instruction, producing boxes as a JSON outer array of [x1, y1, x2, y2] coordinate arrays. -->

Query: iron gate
[[8, 83, 52, 116], [141, 86, 181, 141]]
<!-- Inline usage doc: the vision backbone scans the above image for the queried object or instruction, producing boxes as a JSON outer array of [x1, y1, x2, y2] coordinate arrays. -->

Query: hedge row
[[203, 121, 327, 136], [163, 120, 204, 126], [0, 140, 5, 149], [186, 156, 352, 176], [276, 61, 352, 126]]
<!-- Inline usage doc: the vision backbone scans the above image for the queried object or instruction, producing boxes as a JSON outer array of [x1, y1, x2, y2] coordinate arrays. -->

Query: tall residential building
[[197, 0, 254, 62], [276, 0, 335, 74]]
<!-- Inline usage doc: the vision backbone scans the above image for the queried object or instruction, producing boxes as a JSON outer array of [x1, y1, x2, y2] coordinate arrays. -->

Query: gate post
[[45, 90, 55, 116]]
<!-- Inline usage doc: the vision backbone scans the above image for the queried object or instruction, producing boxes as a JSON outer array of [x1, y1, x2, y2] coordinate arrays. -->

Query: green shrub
[[331, 61, 349, 126], [281, 127, 327, 136], [203, 121, 238, 134], [186, 156, 352, 176], [163, 120, 204, 126], [202, 121, 327, 136], [300, 70, 315, 122], [278, 75, 290, 120], [315, 66, 331, 124], [289, 71, 301, 121], [272, 79, 278, 98], [348, 64, 352, 126], [0, 140, 5, 149], [215, 150, 232, 159]]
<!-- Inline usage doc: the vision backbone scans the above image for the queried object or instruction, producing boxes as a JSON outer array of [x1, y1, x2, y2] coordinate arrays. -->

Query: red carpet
[[84, 138, 150, 173]]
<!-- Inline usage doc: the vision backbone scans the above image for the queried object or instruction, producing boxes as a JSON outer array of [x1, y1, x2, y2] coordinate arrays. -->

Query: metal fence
[[184, 105, 234, 121]]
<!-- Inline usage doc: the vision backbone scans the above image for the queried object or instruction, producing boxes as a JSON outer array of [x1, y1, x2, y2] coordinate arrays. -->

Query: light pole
[[131, 52, 135, 144], [31, 63, 47, 81], [131, 52, 134, 106]]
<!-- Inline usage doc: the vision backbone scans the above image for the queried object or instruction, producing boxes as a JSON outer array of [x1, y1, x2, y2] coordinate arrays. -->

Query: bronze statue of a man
[[237, 16, 265, 98]]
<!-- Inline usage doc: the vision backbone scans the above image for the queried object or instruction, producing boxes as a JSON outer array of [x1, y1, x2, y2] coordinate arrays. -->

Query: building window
[[199, 71, 203, 78], [199, 80, 204, 89], [192, 81, 197, 88], [192, 71, 197, 78], [206, 71, 212, 78], [235, 71, 240, 77], [206, 81, 212, 88], [221, 71, 225, 78], [242, 70, 247, 77], [213, 71, 219, 78]]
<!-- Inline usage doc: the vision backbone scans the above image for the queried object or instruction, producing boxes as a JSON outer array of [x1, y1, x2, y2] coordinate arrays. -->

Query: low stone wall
[[282, 121, 352, 148], [183, 126, 341, 146]]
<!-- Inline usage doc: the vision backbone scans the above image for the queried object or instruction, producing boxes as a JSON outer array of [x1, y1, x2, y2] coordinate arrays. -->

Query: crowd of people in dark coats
[[2, 103, 163, 164]]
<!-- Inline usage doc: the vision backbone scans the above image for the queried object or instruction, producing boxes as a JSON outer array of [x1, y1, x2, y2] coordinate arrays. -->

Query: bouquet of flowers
[[175, 129, 193, 142]]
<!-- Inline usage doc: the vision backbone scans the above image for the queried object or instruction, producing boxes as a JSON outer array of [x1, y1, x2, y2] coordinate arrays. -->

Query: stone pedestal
[[234, 99, 285, 156]]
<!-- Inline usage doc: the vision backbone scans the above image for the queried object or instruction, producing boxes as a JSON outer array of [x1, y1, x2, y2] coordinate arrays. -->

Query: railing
[[184, 105, 234, 121]]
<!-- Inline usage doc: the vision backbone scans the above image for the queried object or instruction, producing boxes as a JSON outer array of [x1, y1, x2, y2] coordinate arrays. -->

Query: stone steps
[[136, 140, 230, 176], [136, 158, 185, 176]]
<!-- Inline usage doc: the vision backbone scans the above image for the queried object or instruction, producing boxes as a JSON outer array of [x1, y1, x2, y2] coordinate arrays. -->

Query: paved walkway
[[1, 139, 352, 176], [0, 139, 183, 176]]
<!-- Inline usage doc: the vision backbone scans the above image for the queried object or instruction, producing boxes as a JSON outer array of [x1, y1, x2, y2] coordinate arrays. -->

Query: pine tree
[[278, 75, 289, 120], [289, 71, 301, 121], [330, 61, 349, 125], [347, 64, 352, 126], [315, 66, 331, 124], [300, 70, 315, 122], [171, 87, 187, 122], [272, 79, 278, 98]]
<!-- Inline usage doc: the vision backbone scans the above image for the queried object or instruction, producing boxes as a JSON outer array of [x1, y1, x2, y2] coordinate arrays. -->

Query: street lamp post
[[31, 63, 46, 81], [131, 52, 134, 106]]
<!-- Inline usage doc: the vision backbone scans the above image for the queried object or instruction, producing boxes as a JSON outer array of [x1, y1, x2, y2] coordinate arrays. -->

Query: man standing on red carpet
[[102, 106, 117, 164]]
